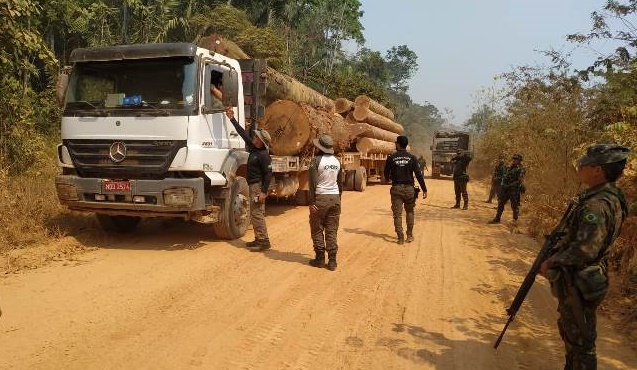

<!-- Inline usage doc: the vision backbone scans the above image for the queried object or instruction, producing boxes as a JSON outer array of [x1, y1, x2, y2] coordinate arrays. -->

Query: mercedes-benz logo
[[109, 141, 127, 163]]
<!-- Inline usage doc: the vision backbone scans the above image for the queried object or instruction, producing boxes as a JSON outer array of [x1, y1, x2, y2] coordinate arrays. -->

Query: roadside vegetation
[[466, 2, 637, 339], [0, 0, 635, 338]]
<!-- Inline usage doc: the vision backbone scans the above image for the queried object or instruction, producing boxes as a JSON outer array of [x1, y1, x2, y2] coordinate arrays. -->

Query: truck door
[[201, 63, 241, 149]]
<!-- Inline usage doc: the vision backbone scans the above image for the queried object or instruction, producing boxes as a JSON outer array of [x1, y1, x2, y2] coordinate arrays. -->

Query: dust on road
[[1, 179, 635, 369]]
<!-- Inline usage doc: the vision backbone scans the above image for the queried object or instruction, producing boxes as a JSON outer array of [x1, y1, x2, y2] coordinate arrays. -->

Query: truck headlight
[[56, 183, 78, 201], [163, 188, 194, 207]]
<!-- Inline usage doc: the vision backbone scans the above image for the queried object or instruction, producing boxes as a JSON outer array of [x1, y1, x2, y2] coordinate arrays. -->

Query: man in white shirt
[[308, 135, 343, 271]]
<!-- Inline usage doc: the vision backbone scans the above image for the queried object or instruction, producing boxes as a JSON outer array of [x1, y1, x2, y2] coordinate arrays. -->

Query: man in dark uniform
[[383, 136, 428, 244], [486, 154, 506, 203], [450, 149, 472, 210], [308, 135, 343, 271], [225, 107, 273, 251], [417, 155, 428, 175], [489, 153, 525, 223], [540, 143, 631, 370]]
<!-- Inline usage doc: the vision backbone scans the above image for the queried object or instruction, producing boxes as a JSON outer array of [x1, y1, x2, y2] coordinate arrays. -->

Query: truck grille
[[64, 139, 186, 179]]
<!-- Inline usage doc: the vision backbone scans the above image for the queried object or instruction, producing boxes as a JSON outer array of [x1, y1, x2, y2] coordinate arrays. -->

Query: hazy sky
[[355, 0, 619, 123]]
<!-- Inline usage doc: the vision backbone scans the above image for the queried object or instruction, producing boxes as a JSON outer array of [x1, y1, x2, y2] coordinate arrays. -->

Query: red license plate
[[103, 180, 131, 192]]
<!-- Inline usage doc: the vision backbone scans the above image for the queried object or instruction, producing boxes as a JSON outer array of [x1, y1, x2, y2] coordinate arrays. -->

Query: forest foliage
[[0, 0, 636, 298]]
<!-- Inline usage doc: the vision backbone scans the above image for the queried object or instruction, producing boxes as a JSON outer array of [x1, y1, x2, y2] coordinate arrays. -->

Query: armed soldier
[[384, 135, 428, 244], [489, 153, 525, 223], [417, 155, 428, 175], [486, 154, 506, 203], [450, 149, 472, 210], [539, 144, 630, 370]]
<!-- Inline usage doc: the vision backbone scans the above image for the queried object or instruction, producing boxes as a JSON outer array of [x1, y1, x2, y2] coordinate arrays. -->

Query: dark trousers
[[390, 184, 416, 236], [309, 194, 341, 255], [487, 179, 501, 202], [453, 178, 468, 205], [494, 187, 520, 221]]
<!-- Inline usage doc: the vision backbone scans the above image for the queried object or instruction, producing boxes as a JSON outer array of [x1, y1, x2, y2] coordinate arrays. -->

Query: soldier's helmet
[[512, 154, 523, 161], [578, 143, 631, 166]]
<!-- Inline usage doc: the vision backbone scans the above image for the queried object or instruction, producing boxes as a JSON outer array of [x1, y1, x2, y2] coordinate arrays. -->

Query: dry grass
[[0, 151, 96, 255]]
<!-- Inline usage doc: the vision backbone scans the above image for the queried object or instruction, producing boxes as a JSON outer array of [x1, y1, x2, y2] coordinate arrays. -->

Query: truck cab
[[55, 43, 265, 239], [430, 130, 471, 178]]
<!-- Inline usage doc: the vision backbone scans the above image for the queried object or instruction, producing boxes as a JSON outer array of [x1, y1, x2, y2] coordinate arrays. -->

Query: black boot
[[309, 250, 325, 268], [451, 203, 460, 209], [246, 239, 259, 248], [462, 200, 468, 210], [327, 251, 337, 271], [488, 218, 501, 224], [397, 233, 405, 245], [248, 238, 271, 252]]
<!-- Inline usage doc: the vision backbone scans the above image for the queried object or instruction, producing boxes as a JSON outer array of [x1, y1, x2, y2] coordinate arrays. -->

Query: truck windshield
[[64, 57, 196, 116]]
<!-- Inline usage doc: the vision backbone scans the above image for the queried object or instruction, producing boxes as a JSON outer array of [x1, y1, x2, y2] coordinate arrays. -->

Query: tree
[[386, 45, 418, 93]]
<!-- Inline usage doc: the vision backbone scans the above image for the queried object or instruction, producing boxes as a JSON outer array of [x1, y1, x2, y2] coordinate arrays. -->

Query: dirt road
[[1, 178, 636, 369]]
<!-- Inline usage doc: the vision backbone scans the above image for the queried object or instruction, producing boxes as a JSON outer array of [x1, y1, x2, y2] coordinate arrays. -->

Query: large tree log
[[355, 137, 396, 155], [354, 95, 395, 120], [260, 100, 349, 156], [198, 35, 335, 113], [334, 98, 354, 115], [348, 122, 399, 142], [352, 105, 404, 134]]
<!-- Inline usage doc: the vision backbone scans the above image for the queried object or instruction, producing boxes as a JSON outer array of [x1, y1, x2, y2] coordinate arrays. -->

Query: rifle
[[493, 201, 576, 349]]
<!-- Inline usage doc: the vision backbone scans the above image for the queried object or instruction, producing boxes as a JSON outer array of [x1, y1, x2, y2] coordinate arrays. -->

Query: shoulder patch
[[583, 211, 599, 224]]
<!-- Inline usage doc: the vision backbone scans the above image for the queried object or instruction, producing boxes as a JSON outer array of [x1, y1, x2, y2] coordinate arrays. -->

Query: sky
[[354, 0, 621, 123]]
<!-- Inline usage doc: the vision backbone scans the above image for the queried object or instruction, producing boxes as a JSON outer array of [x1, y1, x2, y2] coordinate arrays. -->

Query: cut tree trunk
[[352, 105, 404, 134], [354, 95, 395, 120], [260, 100, 349, 156], [355, 137, 396, 155], [198, 35, 334, 113], [347, 121, 399, 143], [334, 98, 354, 115]]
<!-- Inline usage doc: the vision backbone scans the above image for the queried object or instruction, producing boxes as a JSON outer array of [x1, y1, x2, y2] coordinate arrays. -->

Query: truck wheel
[[354, 166, 367, 192], [295, 190, 309, 206], [213, 176, 250, 240], [344, 170, 356, 191], [96, 214, 140, 233]]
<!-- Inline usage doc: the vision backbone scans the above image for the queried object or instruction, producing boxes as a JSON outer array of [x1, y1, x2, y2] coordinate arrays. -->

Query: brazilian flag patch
[[584, 212, 599, 223]]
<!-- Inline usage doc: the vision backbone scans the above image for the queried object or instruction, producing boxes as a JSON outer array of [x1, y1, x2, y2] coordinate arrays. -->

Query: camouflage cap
[[512, 153, 523, 161], [578, 143, 631, 166]]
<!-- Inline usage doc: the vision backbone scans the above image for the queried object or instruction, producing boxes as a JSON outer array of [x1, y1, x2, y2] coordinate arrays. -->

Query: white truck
[[55, 42, 266, 239]]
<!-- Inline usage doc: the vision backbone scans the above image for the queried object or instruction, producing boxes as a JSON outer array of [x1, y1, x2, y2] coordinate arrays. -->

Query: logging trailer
[[54, 42, 266, 238]]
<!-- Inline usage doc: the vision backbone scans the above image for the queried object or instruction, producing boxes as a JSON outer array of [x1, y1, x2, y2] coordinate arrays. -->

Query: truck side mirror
[[55, 67, 71, 107], [222, 69, 239, 107]]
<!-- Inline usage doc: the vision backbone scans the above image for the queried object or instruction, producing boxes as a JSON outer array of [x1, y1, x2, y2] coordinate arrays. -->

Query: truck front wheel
[[213, 176, 250, 240], [96, 214, 141, 233]]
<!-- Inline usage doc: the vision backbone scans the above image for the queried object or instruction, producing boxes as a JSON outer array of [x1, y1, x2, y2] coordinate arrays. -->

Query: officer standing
[[417, 155, 428, 175], [383, 135, 428, 244], [486, 154, 506, 203], [489, 153, 525, 223], [540, 143, 631, 369], [225, 107, 273, 251], [450, 149, 472, 210], [307, 135, 342, 271]]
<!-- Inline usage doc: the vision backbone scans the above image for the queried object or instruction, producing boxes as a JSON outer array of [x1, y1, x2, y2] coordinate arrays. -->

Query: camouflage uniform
[[545, 143, 630, 370], [492, 155, 525, 222], [487, 159, 507, 203], [451, 151, 472, 209]]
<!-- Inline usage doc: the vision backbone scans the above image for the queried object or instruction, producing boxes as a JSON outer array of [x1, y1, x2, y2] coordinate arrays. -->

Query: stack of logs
[[198, 35, 404, 158]]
